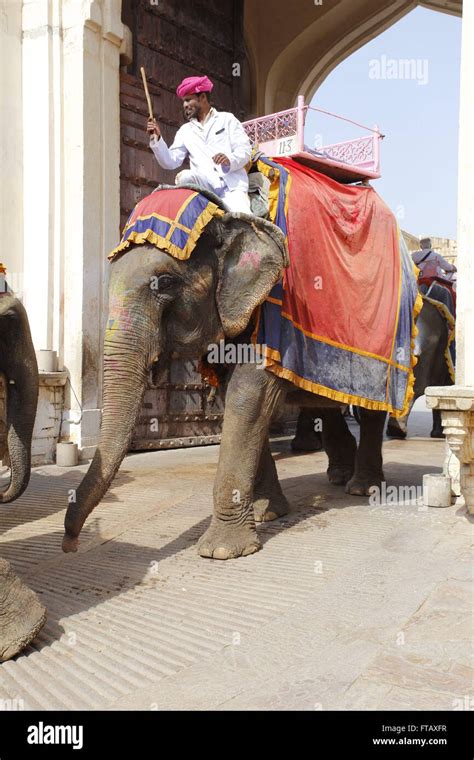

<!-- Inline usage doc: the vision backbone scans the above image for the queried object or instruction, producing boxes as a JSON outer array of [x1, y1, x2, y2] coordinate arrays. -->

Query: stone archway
[[243, 0, 462, 116]]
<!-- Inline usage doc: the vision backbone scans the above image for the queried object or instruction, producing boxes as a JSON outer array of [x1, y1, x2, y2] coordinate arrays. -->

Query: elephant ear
[[215, 213, 289, 338]]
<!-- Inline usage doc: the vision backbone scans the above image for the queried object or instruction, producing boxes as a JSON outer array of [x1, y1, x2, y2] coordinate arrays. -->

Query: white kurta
[[150, 108, 252, 212], [412, 249, 456, 275]]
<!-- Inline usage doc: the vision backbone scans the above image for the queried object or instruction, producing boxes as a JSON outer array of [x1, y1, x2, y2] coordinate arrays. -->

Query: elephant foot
[[345, 472, 384, 497], [0, 558, 47, 661], [290, 431, 323, 453], [253, 492, 290, 522], [325, 428, 357, 486], [327, 464, 354, 486], [386, 418, 407, 439], [62, 534, 79, 553], [198, 519, 261, 560], [430, 428, 444, 439]]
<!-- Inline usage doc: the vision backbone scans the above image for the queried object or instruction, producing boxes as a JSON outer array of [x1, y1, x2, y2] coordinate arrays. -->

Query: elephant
[[61, 194, 388, 560], [0, 557, 47, 661], [289, 406, 323, 452], [0, 288, 46, 660], [386, 296, 453, 439], [0, 290, 39, 502]]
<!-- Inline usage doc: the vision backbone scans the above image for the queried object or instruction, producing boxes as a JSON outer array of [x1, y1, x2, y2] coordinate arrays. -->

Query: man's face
[[182, 93, 205, 120]]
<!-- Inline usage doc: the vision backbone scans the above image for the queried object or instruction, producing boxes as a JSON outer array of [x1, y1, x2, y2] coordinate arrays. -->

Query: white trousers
[[175, 169, 251, 214]]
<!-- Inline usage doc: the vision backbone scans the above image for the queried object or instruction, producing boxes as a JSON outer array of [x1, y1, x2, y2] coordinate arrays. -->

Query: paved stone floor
[[0, 399, 472, 710]]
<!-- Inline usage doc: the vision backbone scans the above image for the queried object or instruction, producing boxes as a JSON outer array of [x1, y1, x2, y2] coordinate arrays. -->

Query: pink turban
[[176, 76, 214, 99]]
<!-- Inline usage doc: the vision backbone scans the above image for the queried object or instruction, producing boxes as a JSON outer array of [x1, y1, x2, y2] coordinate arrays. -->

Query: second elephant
[[0, 290, 38, 503]]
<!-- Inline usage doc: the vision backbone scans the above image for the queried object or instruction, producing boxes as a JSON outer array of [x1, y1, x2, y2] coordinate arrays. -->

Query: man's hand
[[212, 153, 230, 167], [147, 118, 161, 140]]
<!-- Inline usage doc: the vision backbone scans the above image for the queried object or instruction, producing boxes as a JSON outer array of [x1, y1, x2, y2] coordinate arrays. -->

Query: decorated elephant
[[61, 181, 402, 561], [386, 289, 454, 439], [0, 287, 46, 660]]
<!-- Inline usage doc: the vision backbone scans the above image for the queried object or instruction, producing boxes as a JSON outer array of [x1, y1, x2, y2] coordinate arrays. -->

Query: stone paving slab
[[0, 407, 472, 710]]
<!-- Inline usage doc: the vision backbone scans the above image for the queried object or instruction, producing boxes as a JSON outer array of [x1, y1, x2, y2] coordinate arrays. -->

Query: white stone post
[[0, 0, 23, 295], [426, 1, 474, 514], [60, 0, 131, 458], [17, 0, 131, 460], [21, 0, 62, 351]]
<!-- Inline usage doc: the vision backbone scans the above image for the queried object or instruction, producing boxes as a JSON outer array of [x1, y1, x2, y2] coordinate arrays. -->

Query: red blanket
[[255, 157, 421, 415], [278, 158, 400, 358]]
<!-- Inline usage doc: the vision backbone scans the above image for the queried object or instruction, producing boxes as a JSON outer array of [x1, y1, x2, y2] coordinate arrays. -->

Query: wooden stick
[[140, 66, 154, 120]]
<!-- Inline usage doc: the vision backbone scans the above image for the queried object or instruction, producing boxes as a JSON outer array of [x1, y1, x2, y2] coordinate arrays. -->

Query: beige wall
[[0, 0, 23, 294], [402, 230, 421, 252], [402, 231, 458, 264], [431, 237, 458, 264]]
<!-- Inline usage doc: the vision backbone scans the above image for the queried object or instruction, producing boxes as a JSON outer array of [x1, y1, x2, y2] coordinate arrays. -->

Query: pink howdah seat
[[242, 96, 383, 185]]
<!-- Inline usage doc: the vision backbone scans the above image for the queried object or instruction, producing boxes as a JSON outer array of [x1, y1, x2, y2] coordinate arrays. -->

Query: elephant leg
[[253, 439, 290, 522], [0, 558, 47, 661], [430, 409, 444, 438], [346, 409, 386, 496], [386, 412, 408, 439], [386, 390, 418, 439], [319, 408, 357, 485], [290, 408, 323, 452], [198, 364, 286, 560]]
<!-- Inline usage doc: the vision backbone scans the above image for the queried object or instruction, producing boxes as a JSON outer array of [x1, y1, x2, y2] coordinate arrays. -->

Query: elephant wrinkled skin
[[0, 292, 39, 502], [62, 204, 387, 560], [0, 290, 46, 660]]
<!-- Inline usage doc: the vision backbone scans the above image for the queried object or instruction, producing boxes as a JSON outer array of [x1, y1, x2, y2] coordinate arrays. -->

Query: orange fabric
[[274, 157, 400, 359]]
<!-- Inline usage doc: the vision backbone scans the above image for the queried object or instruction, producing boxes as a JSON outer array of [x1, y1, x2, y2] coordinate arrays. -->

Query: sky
[[305, 6, 462, 240]]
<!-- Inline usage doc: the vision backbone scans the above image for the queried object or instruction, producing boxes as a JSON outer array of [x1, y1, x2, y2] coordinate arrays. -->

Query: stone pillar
[[426, 1, 474, 514], [61, 0, 131, 458], [0, 0, 24, 295], [17, 0, 131, 460], [21, 0, 61, 350]]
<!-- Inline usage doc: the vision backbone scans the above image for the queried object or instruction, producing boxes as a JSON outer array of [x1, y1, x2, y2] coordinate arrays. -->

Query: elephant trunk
[[63, 308, 156, 552]]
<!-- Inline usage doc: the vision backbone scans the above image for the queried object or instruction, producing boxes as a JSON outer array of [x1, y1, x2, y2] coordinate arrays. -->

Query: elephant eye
[[150, 274, 177, 293]]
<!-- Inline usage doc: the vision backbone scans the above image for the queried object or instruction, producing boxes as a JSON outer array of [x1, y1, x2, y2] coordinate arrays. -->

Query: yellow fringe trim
[[251, 306, 422, 416], [256, 159, 292, 244], [108, 202, 224, 261], [392, 263, 424, 418], [423, 294, 456, 383], [252, 166, 423, 417], [261, 357, 404, 414], [261, 290, 411, 369], [256, 160, 280, 225]]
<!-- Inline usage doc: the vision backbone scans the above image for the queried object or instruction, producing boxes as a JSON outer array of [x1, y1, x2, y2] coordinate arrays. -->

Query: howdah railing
[[242, 95, 383, 179]]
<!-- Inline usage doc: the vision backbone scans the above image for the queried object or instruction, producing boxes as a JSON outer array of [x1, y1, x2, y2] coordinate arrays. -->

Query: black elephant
[[386, 292, 454, 439], [0, 288, 46, 660], [0, 290, 39, 502]]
